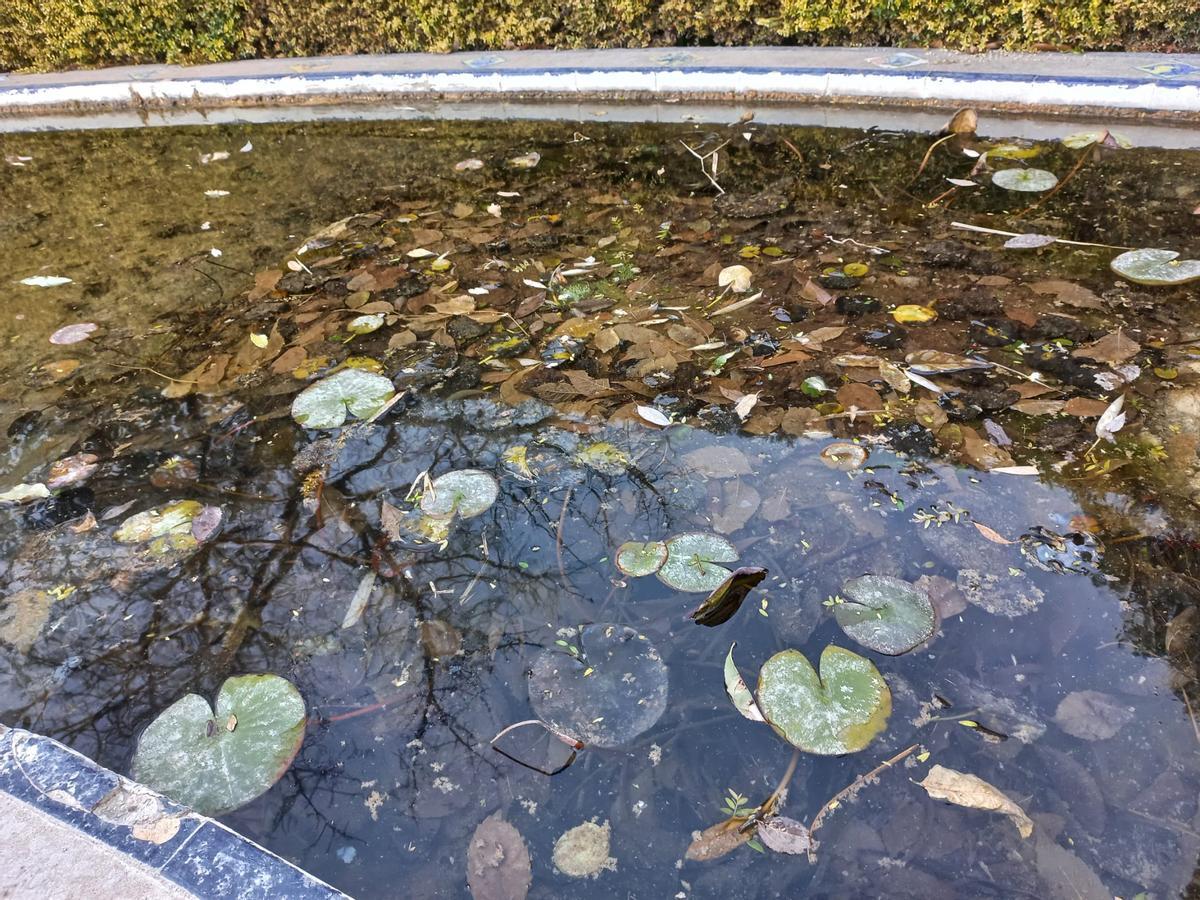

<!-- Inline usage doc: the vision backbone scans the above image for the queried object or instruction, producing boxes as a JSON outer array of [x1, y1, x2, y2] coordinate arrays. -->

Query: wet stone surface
[[0, 117, 1199, 898]]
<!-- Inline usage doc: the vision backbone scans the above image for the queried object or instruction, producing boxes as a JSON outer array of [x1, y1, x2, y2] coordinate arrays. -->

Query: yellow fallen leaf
[[892, 304, 938, 324], [918, 764, 1033, 838], [250, 333, 270, 348]]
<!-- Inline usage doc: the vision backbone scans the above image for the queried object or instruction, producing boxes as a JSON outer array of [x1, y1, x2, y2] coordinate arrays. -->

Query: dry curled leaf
[[973, 522, 1016, 545]]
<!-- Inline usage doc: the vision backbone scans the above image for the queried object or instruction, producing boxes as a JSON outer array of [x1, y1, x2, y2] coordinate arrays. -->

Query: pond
[[2, 114, 1200, 899]]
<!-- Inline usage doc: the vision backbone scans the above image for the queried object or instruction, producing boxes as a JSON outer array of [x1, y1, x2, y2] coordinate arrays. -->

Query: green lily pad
[[529, 624, 668, 748], [1110, 248, 1200, 286], [992, 168, 1058, 192], [1062, 130, 1132, 150], [656, 532, 738, 592], [615, 540, 668, 577], [419, 469, 499, 519], [131, 674, 306, 816], [756, 646, 891, 755], [291, 368, 396, 430], [836, 575, 936, 655]]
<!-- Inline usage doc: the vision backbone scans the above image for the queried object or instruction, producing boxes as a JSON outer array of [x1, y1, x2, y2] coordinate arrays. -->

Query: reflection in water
[[0, 118, 1198, 898]]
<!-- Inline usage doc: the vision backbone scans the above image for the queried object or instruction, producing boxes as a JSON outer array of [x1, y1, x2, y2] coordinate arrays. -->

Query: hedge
[[2, 0, 1198, 72]]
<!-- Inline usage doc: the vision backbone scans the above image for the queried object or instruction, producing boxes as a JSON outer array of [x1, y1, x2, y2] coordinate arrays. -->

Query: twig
[[680, 139, 730, 195], [909, 133, 956, 184], [781, 138, 805, 163], [103, 362, 199, 384], [1183, 688, 1200, 747], [556, 485, 574, 587], [806, 743, 919, 861]]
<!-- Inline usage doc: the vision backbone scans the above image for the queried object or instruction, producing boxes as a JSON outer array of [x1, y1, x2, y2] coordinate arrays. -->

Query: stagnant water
[[2, 115, 1200, 898]]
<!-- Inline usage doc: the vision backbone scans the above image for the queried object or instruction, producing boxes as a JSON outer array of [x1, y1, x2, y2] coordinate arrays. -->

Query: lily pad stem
[[1016, 144, 1091, 216]]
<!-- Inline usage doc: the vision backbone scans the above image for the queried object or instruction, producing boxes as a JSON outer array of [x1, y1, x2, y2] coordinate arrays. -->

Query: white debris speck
[[648, 744, 662, 767]]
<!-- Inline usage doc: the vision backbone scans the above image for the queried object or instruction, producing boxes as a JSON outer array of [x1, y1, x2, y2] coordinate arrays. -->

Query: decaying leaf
[[688, 567, 767, 626], [685, 817, 751, 862], [917, 764, 1033, 838], [724, 642, 765, 722], [467, 812, 532, 900], [756, 816, 812, 855]]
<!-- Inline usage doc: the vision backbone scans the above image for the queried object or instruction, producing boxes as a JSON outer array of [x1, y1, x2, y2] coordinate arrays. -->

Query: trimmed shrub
[[1, 0, 1196, 72]]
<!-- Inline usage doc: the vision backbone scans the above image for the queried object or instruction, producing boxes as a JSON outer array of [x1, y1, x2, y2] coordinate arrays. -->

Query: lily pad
[[755, 646, 891, 755], [1110, 249, 1200, 286], [291, 368, 396, 430], [131, 674, 306, 816], [657, 532, 738, 592], [615, 541, 668, 577], [529, 624, 668, 748], [836, 575, 936, 655], [420, 469, 499, 519], [992, 168, 1058, 192]]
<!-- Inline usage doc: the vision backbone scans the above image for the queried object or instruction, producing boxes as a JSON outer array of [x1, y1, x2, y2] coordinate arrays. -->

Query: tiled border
[[1, 47, 1200, 119], [0, 725, 346, 899]]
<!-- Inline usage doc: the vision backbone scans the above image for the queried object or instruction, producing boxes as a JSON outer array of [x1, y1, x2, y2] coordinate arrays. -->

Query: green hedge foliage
[[2, 0, 1196, 72]]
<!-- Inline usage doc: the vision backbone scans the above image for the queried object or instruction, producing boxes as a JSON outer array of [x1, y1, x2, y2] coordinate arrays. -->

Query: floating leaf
[[689, 567, 767, 626], [756, 646, 891, 755], [529, 624, 668, 748], [21, 275, 72, 287], [615, 541, 668, 577], [49, 322, 97, 345], [455, 158, 484, 171], [291, 369, 395, 429], [420, 469, 499, 519], [1062, 130, 1132, 150], [657, 532, 738, 592], [757, 817, 812, 855], [1110, 248, 1200, 286], [636, 405, 671, 427], [892, 304, 937, 324], [992, 168, 1058, 192], [843, 262, 869, 277], [717, 264, 753, 293], [724, 642, 765, 722], [836, 575, 936, 655], [131, 674, 306, 816], [508, 152, 541, 169], [467, 812, 531, 900], [1095, 395, 1126, 443], [917, 765, 1033, 838]]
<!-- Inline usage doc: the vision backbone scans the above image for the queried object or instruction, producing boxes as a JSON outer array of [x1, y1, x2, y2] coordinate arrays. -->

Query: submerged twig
[[680, 139, 730, 195], [556, 485, 574, 588], [805, 743, 919, 861], [1015, 143, 1091, 217], [909, 133, 956, 184]]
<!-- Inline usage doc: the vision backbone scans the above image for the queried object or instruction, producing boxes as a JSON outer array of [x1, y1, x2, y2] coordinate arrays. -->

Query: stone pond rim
[[2, 46, 1200, 122]]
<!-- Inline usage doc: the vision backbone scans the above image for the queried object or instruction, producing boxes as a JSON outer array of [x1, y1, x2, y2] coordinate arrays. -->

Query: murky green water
[[2, 117, 1200, 898]]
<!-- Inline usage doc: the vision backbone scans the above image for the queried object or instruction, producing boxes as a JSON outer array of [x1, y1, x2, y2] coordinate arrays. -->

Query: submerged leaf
[[917, 765, 1033, 838], [891, 304, 937, 324], [688, 567, 767, 626], [756, 646, 891, 755], [685, 818, 751, 862], [836, 575, 936, 655], [420, 469, 499, 519], [717, 264, 753, 293], [756, 816, 812, 855], [528, 624, 668, 749], [467, 813, 531, 900], [131, 674, 306, 816]]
